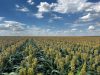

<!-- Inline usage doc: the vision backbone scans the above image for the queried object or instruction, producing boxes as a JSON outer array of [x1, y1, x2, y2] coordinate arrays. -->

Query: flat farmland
[[0, 37, 100, 75]]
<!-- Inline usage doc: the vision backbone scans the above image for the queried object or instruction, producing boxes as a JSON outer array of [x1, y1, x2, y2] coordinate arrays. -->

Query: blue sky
[[0, 0, 100, 36]]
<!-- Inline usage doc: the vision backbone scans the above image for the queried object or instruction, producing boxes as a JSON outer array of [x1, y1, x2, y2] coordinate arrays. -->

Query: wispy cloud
[[34, 12, 44, 19], [16, 5, 29, 12], [79, 13, 100, 22], [49, 14, 62, 23], [71, 28, 78, 32], [0, 20, 26, 31], [52, 14, 62, 20]]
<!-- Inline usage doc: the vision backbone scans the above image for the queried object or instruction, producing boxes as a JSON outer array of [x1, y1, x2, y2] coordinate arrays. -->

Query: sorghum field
[[0, 36, 100, 75]]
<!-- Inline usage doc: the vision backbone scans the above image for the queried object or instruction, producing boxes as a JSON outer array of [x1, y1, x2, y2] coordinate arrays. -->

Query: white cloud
[[0, 21, 26, 31], [35, 0, 89, 18], [15, 4, 20, 8], [36, 0, 94, 14], [52, 14, 62, 20], [27, 0, 34, 5], [52, 0, 100, 14], [24, 25, 53, 36], [35, 0, 100, 21], [37, 2, 52, 13], [0, 24, 10, 30], [48, 14, 62, 22], [88, 25, 95, 31], [71, 28, 77, 31], [81, 13, 91, 20], [78, 2, 100, 22], [79, 13, 100, 22], [34, 12, 44, 18], [0, 23, 100, 36], [86, 2, 100, 13], [35, 2, 55, 18], [80, 13, 92, 22], [0, 20, 55, 36], [53, 0, 87, 13], [70, 23, 84, 27], [17, 7, 29, 12], [16, 5, 29, 12]]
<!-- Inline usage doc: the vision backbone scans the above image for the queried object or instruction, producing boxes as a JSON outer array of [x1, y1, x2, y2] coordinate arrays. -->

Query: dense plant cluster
[[0, 37, 100, 75]]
